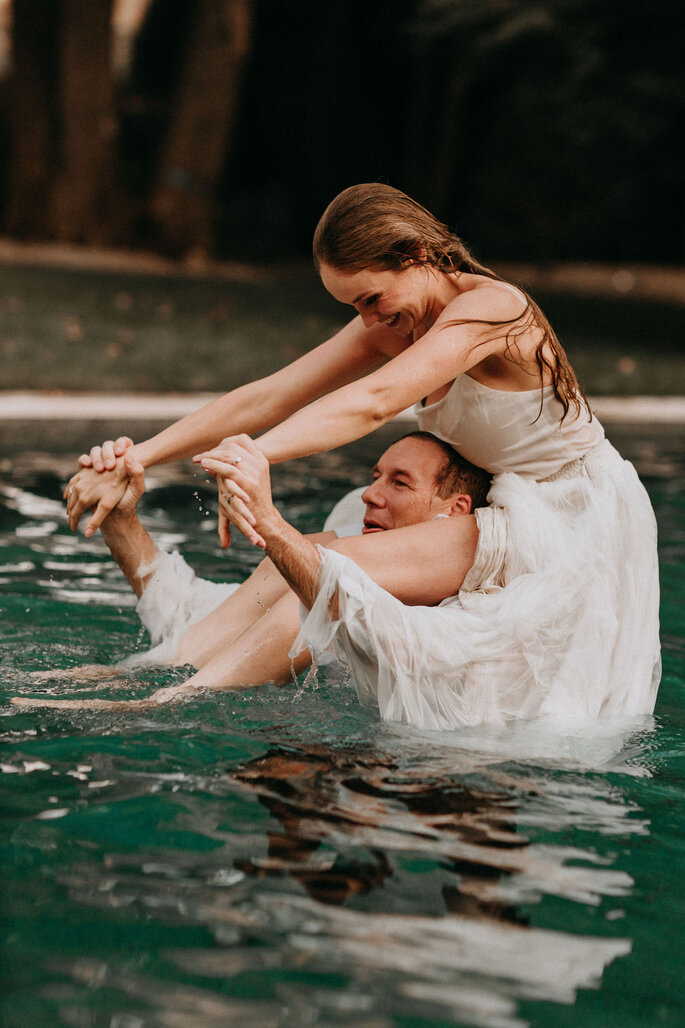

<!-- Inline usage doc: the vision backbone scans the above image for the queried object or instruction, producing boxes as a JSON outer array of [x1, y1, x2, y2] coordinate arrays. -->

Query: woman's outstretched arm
[[237, 283, 525, 465], [66, 317, 399, 536]]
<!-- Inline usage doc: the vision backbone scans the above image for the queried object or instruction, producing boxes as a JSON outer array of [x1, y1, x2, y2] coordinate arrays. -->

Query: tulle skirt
[[293, 440, 661, 732]]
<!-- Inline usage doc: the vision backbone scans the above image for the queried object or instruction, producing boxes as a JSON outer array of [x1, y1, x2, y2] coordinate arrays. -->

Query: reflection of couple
[[18, 183, 661, 728], [230, 742, 528, 919]]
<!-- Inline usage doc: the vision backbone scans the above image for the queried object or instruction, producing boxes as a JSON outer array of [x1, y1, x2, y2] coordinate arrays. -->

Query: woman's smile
[[319, 262, 434, 337], [381, 312, 402, 330]]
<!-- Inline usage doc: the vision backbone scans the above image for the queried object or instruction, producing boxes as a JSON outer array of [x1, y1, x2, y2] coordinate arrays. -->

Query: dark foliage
[[1, 0, 683, 262]]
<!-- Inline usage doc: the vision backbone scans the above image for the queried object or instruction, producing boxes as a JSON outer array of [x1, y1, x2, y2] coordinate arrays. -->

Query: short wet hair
[[399, 431, 492, 509]]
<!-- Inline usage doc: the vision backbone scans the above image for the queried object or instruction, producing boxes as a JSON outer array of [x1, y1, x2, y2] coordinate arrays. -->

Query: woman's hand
[[64, 457, 131, 537], [78, 436, 134, 473], [195, 434, 276, 550]]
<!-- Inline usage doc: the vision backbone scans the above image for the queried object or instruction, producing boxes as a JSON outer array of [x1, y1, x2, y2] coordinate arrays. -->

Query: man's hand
[[196, 434, 281, 550], [65, 459, 130, 536], [113, 452, 147, 521], [96, 453, 157, 599], [64, 446, 144, 537]]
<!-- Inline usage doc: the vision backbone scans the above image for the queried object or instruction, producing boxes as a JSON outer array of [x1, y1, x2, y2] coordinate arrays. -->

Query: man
[[12, 433, 490, 710]]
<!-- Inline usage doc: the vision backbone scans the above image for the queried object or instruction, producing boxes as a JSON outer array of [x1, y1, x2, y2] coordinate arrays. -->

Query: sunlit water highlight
[[1, 426, 684, 1027]]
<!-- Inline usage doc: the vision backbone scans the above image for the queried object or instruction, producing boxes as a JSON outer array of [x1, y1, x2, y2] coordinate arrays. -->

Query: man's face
[[361, 437, 454, 533]]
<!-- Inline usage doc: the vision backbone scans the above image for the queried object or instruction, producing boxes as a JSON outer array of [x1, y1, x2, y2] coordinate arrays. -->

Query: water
[[1, 425, 684, 1028]]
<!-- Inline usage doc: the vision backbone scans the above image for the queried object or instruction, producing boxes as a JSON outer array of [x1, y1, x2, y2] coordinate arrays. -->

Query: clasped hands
[[194, 435, 277, 550], [64, 433, 275, 549]]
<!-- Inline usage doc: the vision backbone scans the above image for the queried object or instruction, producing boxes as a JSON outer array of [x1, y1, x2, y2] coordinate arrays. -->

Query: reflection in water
[[39, 738, 640, 1027], [228, 741, 641, 913]]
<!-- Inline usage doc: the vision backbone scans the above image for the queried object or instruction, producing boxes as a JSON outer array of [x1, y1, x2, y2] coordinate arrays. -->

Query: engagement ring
[[232, 456, 242, 465]]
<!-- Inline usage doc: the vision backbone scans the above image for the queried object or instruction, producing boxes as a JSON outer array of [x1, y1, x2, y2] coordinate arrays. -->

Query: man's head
[[361, 432, 491, 534]]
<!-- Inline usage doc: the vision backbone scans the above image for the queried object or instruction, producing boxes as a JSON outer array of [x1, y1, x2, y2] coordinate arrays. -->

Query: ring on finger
[[231, 455, 242, 465]]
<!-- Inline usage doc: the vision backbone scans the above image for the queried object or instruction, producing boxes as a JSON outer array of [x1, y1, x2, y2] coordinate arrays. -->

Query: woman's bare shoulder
[[441, 277, 528, 324]]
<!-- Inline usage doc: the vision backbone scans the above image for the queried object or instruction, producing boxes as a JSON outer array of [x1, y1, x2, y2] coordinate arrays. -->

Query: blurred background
[[0, 0, 684, 402], [1, 0, 684, 262]]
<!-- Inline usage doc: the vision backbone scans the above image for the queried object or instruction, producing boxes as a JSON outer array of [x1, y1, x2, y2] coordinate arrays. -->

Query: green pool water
[[1, 425, 683, 1028]]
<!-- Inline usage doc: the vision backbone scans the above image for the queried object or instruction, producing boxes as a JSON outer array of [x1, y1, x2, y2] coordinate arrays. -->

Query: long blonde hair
[[313, 183, 588, 422]]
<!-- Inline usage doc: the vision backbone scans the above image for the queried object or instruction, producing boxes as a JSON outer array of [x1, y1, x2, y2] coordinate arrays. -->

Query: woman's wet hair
[[400, 431, 492, 510], [313, 183, 589, 423], [313, 182, 484, 275]]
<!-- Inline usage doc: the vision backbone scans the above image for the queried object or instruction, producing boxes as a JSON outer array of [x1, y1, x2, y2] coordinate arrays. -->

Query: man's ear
[[446, 493, 472, 516]]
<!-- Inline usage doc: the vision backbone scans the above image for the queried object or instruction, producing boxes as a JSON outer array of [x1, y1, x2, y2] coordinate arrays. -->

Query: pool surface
[[1, 424, 684, 1027]]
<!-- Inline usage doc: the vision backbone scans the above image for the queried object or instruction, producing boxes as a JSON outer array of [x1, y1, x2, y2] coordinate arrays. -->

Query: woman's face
[[319, 261, 439, 337]]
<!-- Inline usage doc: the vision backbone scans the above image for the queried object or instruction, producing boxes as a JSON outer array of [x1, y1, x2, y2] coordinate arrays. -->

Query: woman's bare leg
[[10, 519, 478, 709], [324, 515, 479, 606], [181, 516, 480, 692], [181, 517, 480, 689], [174, 530, 336, 667], [10, 591, 311, 710], [179, 590, 309, 691]]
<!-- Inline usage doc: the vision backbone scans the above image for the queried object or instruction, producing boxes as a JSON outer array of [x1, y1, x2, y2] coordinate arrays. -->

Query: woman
[[67, 183, 660, 729]]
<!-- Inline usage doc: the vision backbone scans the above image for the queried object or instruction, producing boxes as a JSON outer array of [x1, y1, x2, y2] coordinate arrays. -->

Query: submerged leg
[[173, 531, 336, 667], [25, 665, 124, 684], [10, 696, 151, 711], [11, 591, 310, 710]]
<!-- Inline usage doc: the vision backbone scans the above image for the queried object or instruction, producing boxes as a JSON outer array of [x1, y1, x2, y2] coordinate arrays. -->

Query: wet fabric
[[415, 373, 606, 478], [293, 440, 661, 731], [119, 550, 239, 667]]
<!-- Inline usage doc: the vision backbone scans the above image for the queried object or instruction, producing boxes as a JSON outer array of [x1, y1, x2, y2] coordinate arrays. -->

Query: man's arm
[[257, 512, 323, 610], [98, 455, 157, 598]]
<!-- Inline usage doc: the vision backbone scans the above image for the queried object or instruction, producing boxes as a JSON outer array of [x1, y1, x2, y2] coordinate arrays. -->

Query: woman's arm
[[66, 317, 398, 535], [254, 284, 522, 463], [135, 317, 394, 467]]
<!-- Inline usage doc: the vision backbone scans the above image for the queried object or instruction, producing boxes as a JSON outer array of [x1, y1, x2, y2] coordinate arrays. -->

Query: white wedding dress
[[294, 374, 661, 731]]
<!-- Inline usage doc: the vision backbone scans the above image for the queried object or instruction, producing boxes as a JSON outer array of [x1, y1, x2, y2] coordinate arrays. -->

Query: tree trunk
[[147, 0, 253, 258], [51, 0, 121, 244], [4, 0, 61, 238]]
